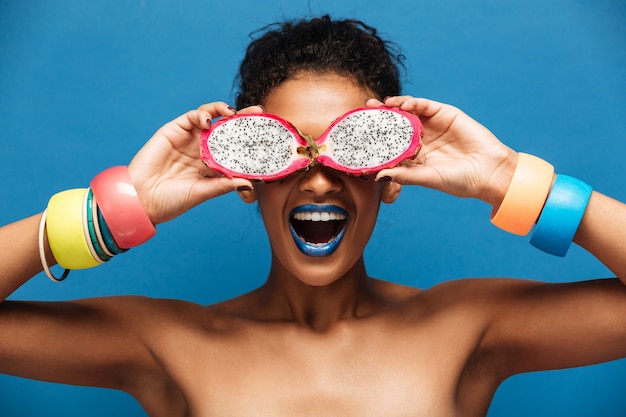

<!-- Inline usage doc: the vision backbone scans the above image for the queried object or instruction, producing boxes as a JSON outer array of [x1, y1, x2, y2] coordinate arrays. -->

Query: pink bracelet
[[90, 166, 156, 248]]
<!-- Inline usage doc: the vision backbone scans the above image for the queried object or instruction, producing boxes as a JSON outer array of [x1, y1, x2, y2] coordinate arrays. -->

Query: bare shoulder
[[418, 275, 626, 314], [414, 276, 626, 379], [372, 276, 536, 314], [90, 295, 233, 332], [18, 294, 237, 347], [367, 276, 589, 340]]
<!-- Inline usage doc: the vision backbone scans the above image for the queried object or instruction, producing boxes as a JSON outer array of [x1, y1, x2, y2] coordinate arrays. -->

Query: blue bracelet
[[530, 175, 592, 257]]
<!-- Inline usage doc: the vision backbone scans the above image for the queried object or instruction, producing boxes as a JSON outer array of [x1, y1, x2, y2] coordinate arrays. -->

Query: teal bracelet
[[86, 189, 112, 262], [530, 175, 592, 257], [97, 205, 127, 255]]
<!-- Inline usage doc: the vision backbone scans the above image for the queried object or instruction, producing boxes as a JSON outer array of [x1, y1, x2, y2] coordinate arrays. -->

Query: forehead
[[263, 73, 373, 139]]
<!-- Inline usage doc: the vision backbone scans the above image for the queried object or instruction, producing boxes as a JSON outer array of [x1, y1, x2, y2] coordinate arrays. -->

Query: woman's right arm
[[0, 102, 260, 300], [0, 102, 259, 391], [0, 211, 164, 393], [0, 213, 49, 301]]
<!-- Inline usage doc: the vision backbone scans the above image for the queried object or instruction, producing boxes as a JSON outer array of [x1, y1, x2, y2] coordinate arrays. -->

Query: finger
[[197, 101, 237, 116], [191, 104, 264, 135], [365, 98, 384, 107], [237, 105, 265, 115], [382, 95, 414, 106], [191, 177, 254, 204], [165, 104, 232, 135], [384, 96, 448, 119], [196, 102, 238, 127], [197, 164, 225, 178], [375, 165, 436, 187]]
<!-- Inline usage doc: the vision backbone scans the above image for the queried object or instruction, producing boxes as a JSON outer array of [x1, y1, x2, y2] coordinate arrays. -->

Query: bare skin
[[2, 73, 626, 417]]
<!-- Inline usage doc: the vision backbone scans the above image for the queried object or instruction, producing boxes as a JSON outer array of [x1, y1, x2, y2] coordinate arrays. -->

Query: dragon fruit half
[[200, 107, 423, 181]]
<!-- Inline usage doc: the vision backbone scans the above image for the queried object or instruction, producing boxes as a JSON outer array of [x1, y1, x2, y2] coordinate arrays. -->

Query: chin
[[290, 257, 359, 287], [296, 275, 341, 287]]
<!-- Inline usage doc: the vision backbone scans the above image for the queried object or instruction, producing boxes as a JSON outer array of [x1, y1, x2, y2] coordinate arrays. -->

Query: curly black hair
[[235, 15, 404, 109]]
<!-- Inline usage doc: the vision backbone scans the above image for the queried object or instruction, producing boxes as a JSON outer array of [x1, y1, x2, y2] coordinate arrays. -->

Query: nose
[[298, 164, 343, 197]]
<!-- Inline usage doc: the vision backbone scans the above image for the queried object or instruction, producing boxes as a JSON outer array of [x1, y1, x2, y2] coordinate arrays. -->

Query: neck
[[255, 255, 380, 332]]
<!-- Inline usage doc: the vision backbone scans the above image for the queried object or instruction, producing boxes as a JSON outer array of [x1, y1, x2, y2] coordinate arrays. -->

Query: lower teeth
[[308, 240, 333, 246]]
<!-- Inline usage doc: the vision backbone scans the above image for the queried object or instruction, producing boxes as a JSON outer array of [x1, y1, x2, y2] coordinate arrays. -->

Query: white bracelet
[[38, 210, 70, 282]]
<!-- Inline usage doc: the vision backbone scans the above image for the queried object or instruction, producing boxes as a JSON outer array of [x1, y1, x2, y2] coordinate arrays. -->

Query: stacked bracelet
[[38, 210, 70, 282], [39, 166, 155, 282], [46, 188, 103, 270], [492, 153, 592, 257], [91, 166, 156, 248], [95, 201, 127, 256], [530, 175, 592, 257], [490, 153, 555, 236], [86, 188, 113, 262]]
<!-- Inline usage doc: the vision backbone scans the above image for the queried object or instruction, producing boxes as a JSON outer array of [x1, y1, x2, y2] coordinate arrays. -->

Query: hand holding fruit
[[128, 103, 262, 225], [368, 97, 518, 207]]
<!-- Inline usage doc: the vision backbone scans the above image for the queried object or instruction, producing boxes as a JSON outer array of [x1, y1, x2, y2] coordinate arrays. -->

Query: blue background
[[1, 0, 625, 415]]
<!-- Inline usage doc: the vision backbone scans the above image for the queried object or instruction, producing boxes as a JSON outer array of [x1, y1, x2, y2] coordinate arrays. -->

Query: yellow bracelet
[[46, 188, 102, 269], [490, 153, 554, 236], [38, 210, 70, 282]]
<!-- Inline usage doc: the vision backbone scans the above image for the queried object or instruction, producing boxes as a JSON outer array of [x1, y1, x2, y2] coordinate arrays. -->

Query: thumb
[[190, 176, 254, 204]]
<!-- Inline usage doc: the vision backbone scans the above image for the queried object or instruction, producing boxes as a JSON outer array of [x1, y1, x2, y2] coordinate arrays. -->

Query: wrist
[[40, 166, 155, 282], [486, 153, 592, 257], [481, 148, 518, 208]]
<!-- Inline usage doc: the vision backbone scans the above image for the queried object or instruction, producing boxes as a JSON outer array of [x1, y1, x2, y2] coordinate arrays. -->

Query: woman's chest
[[157, 321, 480, 417]]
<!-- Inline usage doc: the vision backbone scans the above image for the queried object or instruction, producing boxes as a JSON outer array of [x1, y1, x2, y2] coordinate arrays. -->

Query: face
[[239, 73, 401, 286]]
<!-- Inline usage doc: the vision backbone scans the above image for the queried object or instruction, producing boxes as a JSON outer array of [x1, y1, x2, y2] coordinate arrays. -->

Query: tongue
[[291, 219, 343, 244]]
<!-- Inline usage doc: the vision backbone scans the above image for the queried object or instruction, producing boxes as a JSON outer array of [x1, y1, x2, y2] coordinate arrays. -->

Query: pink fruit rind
[[200, 107, 423, 181], [314, 107, 423, 175], [200, 113, 309, 182]]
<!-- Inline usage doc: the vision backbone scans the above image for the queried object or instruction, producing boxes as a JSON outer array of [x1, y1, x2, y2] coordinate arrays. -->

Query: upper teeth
[[292, 211, 347, 221]]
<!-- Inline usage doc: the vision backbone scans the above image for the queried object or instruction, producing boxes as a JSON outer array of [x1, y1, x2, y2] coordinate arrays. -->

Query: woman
[[1, 16, 626, 417]]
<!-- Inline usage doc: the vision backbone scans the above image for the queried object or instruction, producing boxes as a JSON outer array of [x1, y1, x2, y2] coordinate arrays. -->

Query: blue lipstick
[[289, 204, 349, 257]]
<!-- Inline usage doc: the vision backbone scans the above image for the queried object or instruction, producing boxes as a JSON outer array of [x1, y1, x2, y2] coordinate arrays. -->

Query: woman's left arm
[[369, 96, 626, 376], [370, 96, 626, 282], [574, 191, 626, 281]]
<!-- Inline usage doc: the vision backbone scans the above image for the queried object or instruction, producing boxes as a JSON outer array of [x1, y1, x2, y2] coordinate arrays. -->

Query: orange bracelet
[[490, 153, 554, 236]]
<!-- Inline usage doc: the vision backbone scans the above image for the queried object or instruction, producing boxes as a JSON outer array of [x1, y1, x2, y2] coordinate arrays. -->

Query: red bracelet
[[90, 166, 156, 248]]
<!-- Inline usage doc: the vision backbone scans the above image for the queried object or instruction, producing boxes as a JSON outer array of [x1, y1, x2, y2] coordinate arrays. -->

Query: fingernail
[[236, 186, 252, 191], [206, 118, 212, 126], [227, 106, 237, 113], [256, 104, 265, 112], [377, 176, 392, 182]]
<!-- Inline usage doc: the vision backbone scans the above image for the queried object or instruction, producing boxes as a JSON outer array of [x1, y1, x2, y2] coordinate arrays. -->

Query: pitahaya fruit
[[200, 113, 312, 182], [200, 107, 423, 181], [313, 107, 423, 175]]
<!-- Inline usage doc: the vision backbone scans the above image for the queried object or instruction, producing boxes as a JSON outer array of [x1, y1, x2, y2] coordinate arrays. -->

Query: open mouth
[[289, 204, 349, 257]]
